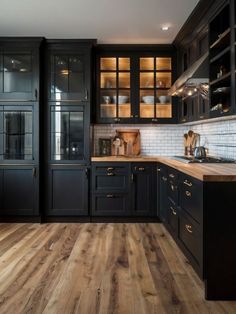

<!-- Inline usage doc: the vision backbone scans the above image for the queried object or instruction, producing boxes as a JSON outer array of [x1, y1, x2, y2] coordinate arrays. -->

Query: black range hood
[[169, 52, 209, 96]]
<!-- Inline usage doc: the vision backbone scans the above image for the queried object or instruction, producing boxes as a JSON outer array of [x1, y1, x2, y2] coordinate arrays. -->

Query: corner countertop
[[91, 156, 236, 182]]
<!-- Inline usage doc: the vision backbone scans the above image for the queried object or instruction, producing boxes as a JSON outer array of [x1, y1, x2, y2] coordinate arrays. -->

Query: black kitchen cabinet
[[44, 40, 95, 219], [46, 40, 95, 101], [0, 166, 39, 216], [157, 163, 168, 222], [131, 163, 156, 216], [46, 166, 88, 216], [91, 162, 156, 217], [95, 45, 177, 124], [0, 38, 43, 101]]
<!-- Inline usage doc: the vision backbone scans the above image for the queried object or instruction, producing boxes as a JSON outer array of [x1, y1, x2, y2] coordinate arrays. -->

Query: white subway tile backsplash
[[93, 118, 236, 159]]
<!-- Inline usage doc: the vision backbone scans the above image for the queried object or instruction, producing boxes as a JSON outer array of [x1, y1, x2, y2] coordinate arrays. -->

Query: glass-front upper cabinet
[[0, 104, 35, 161], [0, 38, 42, 101], [47, 43, 91, 101], [50, 104, 89, 163], [139, 57, 172, 122], [98, 57, 132, 123]]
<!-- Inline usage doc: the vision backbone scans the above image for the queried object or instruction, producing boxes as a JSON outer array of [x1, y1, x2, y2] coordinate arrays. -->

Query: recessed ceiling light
[[161, 26, 169, 31]]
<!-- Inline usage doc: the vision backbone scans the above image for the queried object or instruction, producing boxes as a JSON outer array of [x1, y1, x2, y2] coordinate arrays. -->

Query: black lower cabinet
[[131, 163, 156, 216], [0, 167, 39, 217], [91, 162, 156, 217], [46, 166, 88, 216], [157, 163, 168, 222]]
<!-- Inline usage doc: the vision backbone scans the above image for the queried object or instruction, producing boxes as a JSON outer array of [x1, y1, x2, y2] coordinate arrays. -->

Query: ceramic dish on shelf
[[142, 96, 154, 104], [112, 95, 129, 104]]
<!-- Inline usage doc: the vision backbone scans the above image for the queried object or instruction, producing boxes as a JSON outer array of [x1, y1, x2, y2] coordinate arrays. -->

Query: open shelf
[[209, 72, 231, 86], [210, 28, 230, 50]]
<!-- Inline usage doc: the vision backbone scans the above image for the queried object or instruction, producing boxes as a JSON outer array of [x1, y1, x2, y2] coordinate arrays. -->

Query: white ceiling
[[0, 0, 200, 44]]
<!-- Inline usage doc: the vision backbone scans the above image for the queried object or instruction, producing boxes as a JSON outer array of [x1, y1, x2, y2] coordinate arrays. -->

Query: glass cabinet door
[[50, 54, 88, 101], [99, 57, 131, 121], [0, 52, 36, 100], [0, 105, 33, 160], [139, 57, 172, 121], [50, 105, 86, 161]]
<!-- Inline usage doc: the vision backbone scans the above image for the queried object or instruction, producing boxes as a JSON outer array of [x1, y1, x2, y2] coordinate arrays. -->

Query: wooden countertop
[[91, 156, 236, 182]]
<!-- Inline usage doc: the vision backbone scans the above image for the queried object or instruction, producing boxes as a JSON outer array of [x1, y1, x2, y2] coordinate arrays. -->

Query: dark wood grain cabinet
[[91, 162, 156, 217]]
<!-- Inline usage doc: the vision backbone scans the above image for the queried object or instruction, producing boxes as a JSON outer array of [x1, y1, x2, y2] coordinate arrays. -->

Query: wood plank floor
[[0, 223, 236, 314]]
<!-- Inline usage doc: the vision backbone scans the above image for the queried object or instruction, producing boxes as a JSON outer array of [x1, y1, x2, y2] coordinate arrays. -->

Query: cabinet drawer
[[167, 199, 178, 235], [179, 210, 202, 265], [92, 173, 129, 192], [92, 163, 129, 175], [179, 174, 202, 223], [91, 193, 130, 216]]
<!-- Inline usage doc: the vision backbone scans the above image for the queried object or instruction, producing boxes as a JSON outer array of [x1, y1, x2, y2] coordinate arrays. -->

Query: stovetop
[[173, 156, 236, 164]]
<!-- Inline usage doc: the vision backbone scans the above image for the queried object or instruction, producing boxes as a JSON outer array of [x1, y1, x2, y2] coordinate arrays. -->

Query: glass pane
[[118, 58, 130, 70], [140, 58, 154, 70], [69, 56, 83, 72], [119, 73, 130, 88], [118, 90, 130, 118], [156, 90, 171, 104], [100, 72, 116, 88], [3, 111, 32, 160], [69, 73, 84, 93], [100, 58, 116, 71], [4, 72, 32, 93], [54, 56, 68, 72], [100, 90, 116, 118], [156, 58, 171, 70], [55, 73, 68, 93], [156, 104, 172, 118], [51, 110, 84, 160], [4, 55, 31, 72], [140, 90, 154, 118], [156, 72, 171, 88], [140, 73, 154, 88]]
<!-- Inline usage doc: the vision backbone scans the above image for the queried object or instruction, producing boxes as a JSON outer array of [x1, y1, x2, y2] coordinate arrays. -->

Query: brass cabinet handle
[[184, 180, 192, 187], [185, 224, 193, 234], [106, 194, 114, 198], [107, 172, 114, 176], [107, 167, 114, 171], [185, 190, 191, 197], [162, 176, 167, 182], [114, 118, 120, 122], [131, 173, 134, 182], [170, 184, 175, 191], [170, 206, 177, 216], [169, 173, 175, 179], [152, 118, 158, 122], [138, 167, 145, 171]]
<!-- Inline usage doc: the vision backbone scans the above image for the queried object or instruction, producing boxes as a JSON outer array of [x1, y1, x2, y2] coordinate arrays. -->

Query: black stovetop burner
[[173, 156, 236, 164]]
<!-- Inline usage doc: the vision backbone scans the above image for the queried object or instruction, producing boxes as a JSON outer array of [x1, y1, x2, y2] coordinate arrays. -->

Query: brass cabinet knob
[[138, 167, 145, 171], [106, 194, 114, 198], [185, 190, 191, 197], [185, 224, 193, 233], [169, 173, 175, 179], [170, 206, 177, 216], [184, 180, 192, 187], [107, 167, 114, 171]]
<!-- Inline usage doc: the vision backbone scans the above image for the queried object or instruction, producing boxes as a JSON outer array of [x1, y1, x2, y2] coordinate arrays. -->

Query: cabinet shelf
[[210, 46, 230, 64], [209, 72, 231, 86], [210, 28, 230, 50]]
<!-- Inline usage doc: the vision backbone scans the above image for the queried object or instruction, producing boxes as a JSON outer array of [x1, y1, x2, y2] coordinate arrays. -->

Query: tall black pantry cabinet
[[43, 40, 96, 219], [0, 38, 43, 220]]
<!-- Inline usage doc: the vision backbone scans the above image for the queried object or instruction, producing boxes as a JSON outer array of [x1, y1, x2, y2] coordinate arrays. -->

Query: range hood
[[169, 52, 209, 96]]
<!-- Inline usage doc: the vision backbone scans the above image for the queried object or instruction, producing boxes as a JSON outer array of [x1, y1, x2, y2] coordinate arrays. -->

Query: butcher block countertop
[[91, 156, 236, 182]]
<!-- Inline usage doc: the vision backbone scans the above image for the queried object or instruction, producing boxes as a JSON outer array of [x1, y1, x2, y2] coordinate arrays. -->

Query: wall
[[92, 124, 186, 156], [93, 117, 236, 159]]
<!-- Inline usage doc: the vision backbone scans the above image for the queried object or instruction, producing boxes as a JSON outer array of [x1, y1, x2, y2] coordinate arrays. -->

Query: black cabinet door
[[0, 167, 39, 216], [47, 166, 88, 216], [0, 38, 42, 101], [131, 163, 156, 216], [46, 42, 92, 101], [158, 164, 168, 222]]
